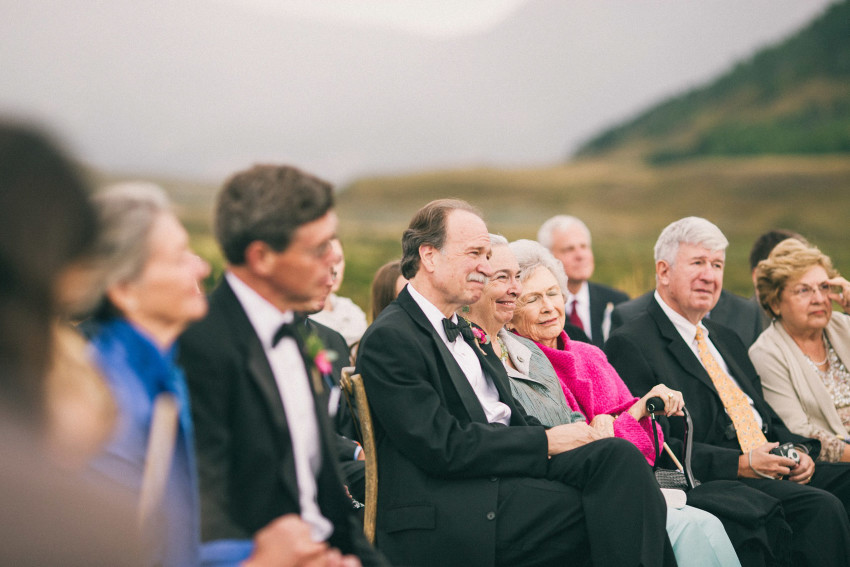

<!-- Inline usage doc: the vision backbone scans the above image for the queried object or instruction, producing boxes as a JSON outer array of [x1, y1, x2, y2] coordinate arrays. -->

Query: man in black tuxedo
[[610, 289, 762, 348], [303, 316, 366, 503], [356, 199, 675, 567], [605, 216, 850, 567], [179, 165, 386, 566], [537, 215, 629, 347]]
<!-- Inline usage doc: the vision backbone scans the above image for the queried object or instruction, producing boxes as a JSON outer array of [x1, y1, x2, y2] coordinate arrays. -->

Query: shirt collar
[[407, 283, 457, 344], [226, 271, 294, 349], [653, 289, 709, 346]]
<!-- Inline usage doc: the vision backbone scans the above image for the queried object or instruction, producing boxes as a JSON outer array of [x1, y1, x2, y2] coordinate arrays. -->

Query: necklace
[[807, 353, 829, 366], [495, 335, 508, 363], [797, 330, 829, 367]]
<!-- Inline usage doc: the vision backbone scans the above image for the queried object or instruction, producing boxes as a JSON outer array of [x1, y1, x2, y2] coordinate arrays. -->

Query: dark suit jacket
[[179, 280, 386, 566], [304, 319, 359, 453], [611, 289, 763, 348], [304, 318, 366, 502], [355, 288, 550, 567], [577, 281, 629, 348], [604, 297, 818, 483]]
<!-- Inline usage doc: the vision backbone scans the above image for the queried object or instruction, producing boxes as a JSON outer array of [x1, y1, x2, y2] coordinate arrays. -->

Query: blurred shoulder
[[588, 281, 630, 303]]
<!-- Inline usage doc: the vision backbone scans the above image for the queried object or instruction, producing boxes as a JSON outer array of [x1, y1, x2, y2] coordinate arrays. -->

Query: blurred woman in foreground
[[80, 183, 211, 566], [750, 239, 850, 462]]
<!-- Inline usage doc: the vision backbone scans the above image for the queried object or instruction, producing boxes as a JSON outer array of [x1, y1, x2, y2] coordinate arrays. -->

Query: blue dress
[[88, 318, 200, 567]]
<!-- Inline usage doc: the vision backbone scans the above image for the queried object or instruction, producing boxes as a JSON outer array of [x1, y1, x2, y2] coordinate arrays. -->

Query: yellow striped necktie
[[694, 327, 767, 453]]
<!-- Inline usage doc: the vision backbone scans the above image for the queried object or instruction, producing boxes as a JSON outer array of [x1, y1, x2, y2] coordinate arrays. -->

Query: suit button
[[490, 476, 498, 482], [517, 356, 525, 362], [486, 511, 496, 521]]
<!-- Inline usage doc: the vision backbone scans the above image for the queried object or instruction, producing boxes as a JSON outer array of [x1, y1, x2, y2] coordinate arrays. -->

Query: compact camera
[[770, 442, 801, 465]]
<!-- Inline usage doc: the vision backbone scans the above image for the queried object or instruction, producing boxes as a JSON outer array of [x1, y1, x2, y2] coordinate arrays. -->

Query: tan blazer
[[749, 313, 850, 446]]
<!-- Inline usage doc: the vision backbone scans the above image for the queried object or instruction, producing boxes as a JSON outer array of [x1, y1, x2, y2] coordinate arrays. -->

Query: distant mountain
[[575, 0, 850, 163]]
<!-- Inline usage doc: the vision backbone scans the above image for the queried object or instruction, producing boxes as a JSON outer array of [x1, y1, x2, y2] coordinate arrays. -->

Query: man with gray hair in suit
[[538, 215, 628, 347]]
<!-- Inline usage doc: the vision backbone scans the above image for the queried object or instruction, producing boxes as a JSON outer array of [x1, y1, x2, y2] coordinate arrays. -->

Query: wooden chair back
[[340, 367, 378, 544]]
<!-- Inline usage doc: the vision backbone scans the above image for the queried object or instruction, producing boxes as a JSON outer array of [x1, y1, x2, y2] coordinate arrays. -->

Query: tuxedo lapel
[[215, 281, 300, 504], [648, 300, 719, 395], [471, 335, 516, 411], [397, 290, 489, 424], [588, 283, 605, 344]]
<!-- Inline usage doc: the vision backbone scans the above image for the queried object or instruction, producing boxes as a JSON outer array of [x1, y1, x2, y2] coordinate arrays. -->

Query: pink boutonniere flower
[[303, 333, 338, 392], [459, 316, 489, 356], [314, 350, 333, 375], [471, 326, 489, 346]]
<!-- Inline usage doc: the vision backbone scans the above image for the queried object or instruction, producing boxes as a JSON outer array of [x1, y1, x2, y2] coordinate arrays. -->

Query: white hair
[[79, 182, 173, 318], [489, 233, 509, 247], [508, 239, 568, 297], [654, 217, 729, 265], [537, 215, 591, 250]]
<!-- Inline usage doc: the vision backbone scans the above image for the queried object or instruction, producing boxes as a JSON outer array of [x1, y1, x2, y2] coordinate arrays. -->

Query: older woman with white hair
[[464, 235, 740, 567], [506, 238, 684, 460], [80, 183, 211, 567]]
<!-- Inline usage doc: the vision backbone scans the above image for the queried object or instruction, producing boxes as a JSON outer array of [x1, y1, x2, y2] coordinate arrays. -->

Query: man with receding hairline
[[357, 198, 675, 567]]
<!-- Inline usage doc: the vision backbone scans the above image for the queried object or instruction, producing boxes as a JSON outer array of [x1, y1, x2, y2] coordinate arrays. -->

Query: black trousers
[[494, 437, 677, 567], [736, 461, 850, 567]]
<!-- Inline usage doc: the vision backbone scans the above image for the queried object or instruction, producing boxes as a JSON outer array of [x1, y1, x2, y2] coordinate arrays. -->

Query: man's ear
[[418, 244, 438, 273], [656, 260, 671, 287], [244, 241, 277, 277]]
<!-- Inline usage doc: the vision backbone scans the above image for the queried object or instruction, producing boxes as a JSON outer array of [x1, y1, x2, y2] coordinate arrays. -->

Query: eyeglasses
[[788, 282, 831, 300]]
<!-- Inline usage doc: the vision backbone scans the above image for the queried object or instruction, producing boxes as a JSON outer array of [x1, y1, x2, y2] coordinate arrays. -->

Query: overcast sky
[[0, 0, 835, 184]]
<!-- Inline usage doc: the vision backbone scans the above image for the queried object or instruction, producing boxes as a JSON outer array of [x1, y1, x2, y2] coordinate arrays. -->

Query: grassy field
[[120, 153, 850, 319]]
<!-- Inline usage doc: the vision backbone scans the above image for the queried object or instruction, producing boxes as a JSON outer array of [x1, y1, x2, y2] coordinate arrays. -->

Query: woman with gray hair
[[507, 238, 684, 461], [82, 182, 211, 567], [464, 236, 740, 567], [750, 238, 850, 462]]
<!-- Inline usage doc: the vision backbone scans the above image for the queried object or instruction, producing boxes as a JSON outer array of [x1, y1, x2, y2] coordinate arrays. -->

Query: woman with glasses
[[750, 238, 850, 462]]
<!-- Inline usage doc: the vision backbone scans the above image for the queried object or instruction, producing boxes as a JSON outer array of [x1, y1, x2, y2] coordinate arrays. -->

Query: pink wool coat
[[528, 330, 662, 465]]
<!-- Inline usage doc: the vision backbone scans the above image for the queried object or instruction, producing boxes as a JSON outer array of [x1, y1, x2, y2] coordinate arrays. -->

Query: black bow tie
[[443, 317, 475, 343], [272, 320, 302, 347]]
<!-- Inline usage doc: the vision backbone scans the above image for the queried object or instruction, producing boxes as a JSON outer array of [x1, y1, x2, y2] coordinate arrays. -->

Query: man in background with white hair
[[606, 216, 850, 567], [538, 215, 628, 348]]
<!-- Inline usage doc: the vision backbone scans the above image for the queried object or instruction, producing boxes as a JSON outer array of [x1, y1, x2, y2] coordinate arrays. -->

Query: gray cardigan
[[498, 329, 584, 428], [749, 313, 850, 458]]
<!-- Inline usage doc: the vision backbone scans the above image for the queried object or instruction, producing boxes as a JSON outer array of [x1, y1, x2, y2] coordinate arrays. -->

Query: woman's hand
[[787, 452, 815, 485], [589, 414, 616, 438], [628, 384, 684, 420], [827, 276, 850, 313]]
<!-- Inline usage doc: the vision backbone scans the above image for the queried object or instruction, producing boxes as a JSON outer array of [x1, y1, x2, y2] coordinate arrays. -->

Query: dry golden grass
[[97, 154, 850, 312]]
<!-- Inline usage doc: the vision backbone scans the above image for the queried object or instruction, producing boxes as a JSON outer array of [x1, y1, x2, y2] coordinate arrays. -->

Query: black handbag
[[647, 397, 700, 491]]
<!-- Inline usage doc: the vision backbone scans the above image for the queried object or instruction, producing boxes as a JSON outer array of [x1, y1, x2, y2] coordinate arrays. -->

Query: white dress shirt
[[407, 284, 511, 425], [654, 290, 764, 429], [226, 272, 333, 541]]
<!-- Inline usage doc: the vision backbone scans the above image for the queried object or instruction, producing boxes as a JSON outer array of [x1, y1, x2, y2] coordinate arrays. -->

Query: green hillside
[[576, 0, 850, 163], [335, 1, 850, 313]]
